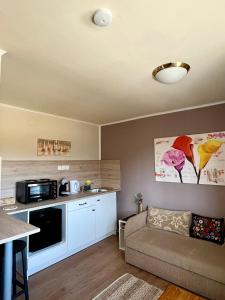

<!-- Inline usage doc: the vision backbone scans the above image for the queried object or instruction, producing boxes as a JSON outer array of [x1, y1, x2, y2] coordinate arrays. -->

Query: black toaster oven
[[16, 179, 57, 204]]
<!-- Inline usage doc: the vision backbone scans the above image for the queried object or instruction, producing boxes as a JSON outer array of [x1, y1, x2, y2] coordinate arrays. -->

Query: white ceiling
[[0, 1, 225, 124]]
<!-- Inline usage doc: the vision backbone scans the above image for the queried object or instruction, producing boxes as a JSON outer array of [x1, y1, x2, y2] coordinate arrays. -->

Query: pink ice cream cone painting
[[162, 149, 185, 183]]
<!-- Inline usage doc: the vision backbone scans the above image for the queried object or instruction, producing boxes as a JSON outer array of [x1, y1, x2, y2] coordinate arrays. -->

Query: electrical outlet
[[59, 165, 70, 171]]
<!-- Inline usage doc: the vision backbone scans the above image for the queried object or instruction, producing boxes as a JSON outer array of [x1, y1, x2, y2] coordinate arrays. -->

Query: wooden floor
[[20, 236, 168, 300], [159, 285, 205, 300]]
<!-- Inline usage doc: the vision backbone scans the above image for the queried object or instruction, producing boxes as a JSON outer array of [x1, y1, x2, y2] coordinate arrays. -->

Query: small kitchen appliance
[[16, 179, 57, 204], [69, 180, 80, 194], [59, 178, 70, 196]]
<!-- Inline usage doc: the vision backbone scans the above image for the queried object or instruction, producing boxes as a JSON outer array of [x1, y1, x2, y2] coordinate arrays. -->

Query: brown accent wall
[[101, 104, 225, 219]]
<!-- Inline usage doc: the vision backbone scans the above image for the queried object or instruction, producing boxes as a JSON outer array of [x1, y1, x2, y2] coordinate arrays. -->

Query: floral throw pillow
[[190, 213, 224, 245], [147, 207, 192, 236]]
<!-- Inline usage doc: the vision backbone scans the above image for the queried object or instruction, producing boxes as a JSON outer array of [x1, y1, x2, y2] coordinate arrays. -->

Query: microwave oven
[[16, 179, 57, 204]]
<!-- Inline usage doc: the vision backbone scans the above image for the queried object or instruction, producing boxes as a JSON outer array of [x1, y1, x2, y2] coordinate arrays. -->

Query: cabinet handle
[[92, 209, 95, 211], [97, 199, 100, 202], [79, 202, 87, 206]]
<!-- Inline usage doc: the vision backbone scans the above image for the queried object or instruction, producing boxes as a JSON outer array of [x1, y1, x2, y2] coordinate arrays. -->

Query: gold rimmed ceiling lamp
[[152, 62, 190, 84]]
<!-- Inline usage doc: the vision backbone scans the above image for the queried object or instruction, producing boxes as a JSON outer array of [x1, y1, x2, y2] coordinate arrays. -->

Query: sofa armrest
[[124, 211, 147, 240]]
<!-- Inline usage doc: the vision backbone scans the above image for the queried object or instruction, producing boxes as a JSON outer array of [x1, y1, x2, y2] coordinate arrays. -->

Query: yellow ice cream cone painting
[[197, 140, 224, 183]]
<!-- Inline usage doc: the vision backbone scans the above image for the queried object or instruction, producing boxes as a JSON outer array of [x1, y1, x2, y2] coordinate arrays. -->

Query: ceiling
[[1, 1, 225, 124]]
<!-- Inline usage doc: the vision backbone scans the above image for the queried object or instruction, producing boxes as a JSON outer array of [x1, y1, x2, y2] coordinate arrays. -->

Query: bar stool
[[0, 245, 3, 299], [13, 240, 29, 300]]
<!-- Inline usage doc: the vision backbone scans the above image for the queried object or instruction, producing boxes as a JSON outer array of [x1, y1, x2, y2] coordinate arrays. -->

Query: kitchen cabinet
[[11, 192, 117, 276], [95, 193, 116, 240], [68, 205, 96, 251], [67, 192, 117, 253]]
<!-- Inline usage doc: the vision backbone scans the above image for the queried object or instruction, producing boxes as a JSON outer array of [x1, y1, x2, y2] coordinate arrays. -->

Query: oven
[[16, 179, 57, 204]]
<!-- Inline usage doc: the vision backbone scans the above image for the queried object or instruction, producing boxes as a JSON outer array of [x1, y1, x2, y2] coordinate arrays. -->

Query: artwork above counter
[[0, 160, 120, 199]]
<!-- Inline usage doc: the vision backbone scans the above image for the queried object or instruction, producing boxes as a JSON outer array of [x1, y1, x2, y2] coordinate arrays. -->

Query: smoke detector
[[92, 8, 112, 27]]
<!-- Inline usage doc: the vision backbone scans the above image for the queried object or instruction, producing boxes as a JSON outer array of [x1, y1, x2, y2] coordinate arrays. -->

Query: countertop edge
[[6, 189, 120, 215], [0, 214, 40, 245], [0, 189, 119, 244]]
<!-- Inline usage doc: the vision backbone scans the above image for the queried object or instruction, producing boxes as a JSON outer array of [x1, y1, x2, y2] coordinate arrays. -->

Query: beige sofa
[[124, 211, 225, 300]]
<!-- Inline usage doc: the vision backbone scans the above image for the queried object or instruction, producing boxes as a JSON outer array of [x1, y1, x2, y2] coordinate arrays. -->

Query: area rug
[[92, 273, 163, 300]]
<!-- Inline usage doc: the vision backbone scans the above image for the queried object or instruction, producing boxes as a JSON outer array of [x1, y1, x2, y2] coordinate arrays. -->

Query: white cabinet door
[[95, 193, 117, 240], [68, 206, 96, 251]]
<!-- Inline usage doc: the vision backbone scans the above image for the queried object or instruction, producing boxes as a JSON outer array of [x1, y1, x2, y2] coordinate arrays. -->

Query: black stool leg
[[0, 246, 4, 300], [13, 252, 17, 299], [21, 249, 29, 300]]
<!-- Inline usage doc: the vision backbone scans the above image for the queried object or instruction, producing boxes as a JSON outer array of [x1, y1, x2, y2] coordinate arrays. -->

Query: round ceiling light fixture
[[92, 8, 112, 27], [152, 62, 190, 84]]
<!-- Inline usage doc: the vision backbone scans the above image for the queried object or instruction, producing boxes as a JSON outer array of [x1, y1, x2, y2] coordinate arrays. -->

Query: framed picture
[[37, 138, 71, 156], [154, 131, 225, 186]]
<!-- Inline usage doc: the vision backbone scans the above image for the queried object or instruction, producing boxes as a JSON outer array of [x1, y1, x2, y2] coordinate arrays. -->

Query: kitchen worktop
[[0, 214, 39, 245], [0, 189, 119, 244], [1, 188, 119, 214]]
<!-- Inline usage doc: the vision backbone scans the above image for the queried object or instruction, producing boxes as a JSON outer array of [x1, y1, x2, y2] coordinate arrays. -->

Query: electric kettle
[[69, 180, 80, 194]]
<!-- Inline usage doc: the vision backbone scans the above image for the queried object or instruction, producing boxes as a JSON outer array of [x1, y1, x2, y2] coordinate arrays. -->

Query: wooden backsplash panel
[[100, 160, 121, 190], [1, 160, 120, 198]]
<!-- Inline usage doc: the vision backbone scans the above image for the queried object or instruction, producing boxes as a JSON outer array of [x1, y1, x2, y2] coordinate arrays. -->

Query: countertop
[[0, 214, 40, 245], [0, 189, 118, 244]]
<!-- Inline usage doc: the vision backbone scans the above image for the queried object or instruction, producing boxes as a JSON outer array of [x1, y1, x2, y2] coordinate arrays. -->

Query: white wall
[[0, 104, 99, 160]]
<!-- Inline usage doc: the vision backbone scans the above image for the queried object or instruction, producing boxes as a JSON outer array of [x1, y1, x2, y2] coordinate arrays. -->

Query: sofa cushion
[[126, 226, 225, 285], [147, 207, 191, 236], [190, 213, 224, 245]]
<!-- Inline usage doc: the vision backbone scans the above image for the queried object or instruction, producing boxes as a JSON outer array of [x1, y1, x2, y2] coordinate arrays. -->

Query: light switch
[[57, 165, 62, 171]]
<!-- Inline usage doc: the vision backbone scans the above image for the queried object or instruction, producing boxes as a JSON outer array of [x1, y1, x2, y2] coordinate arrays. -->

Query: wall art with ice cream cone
[[154, 131, 225, 186]]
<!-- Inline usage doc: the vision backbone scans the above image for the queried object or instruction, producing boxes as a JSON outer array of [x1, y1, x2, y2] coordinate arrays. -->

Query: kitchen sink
[[87, 188, 108, 193]]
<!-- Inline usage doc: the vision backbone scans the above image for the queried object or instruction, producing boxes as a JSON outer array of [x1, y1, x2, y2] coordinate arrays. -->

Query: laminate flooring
[[159, 285, 205, 300], [21, 236, 169, 300]]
